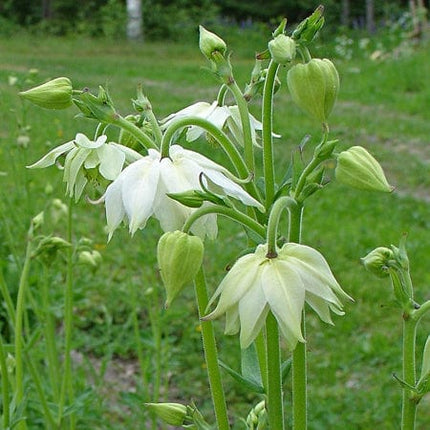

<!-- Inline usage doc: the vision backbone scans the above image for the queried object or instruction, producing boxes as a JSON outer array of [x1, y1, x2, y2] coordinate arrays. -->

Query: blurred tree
[[127, 0, 142, 39]]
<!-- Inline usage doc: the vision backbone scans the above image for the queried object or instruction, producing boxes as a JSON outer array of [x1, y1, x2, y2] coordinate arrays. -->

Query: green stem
[[182, 204, 266, 240], [261, 60, 280, 209], [411, 300, 430, 322], [227, 80, 255, 173], [288, 202, 306, 430], [58, 199, 75, 429], [0, 270, 16, 328], [266, 312, 285, 430], [401, 315, 418, 430], [41, 266, 60, 399], [193, 268, 230, 430], [113, 115, 158, 150], [266, 196, 299, 257], [0, 334, 10, 429], [14, 225, 33, 430], [160, 116, 249, 181]]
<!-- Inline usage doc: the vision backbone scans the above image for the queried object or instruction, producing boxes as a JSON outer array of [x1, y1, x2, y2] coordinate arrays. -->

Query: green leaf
[[219, 359, 265, 394]]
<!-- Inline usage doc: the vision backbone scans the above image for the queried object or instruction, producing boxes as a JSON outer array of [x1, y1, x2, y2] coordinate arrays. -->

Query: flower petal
[[238, 275, 270, 348], [27, 140, 75, 168], [262, 260, 305, 350], [206, 252, 263, 319], [75, 133, 107, 149], [121, 158, 161, 235], [104, 176, 126, 239], [97, 144, 126, 180]]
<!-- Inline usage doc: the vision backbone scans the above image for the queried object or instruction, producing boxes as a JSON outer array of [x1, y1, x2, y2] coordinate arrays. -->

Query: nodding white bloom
[[205, 243, 352, 350], [104, 144, 264, 240], [160, 101, 277, 146], [27, 133, 142, 201]]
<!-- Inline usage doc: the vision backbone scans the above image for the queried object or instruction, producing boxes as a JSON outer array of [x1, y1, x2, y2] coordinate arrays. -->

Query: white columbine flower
[[205, 243, 352, 350], [160, 101, 276, 146], [27, 133, 142, 201], [104, 144, 264, 240]]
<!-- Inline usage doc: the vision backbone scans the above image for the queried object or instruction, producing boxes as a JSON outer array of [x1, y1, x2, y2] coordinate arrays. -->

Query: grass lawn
[[1, 30, 430, 429]]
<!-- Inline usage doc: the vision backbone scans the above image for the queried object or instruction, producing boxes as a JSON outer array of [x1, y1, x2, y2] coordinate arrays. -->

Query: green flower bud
[[78, 250, 102, 268], [199, 25, 227, 60], [292, 5, 325, 45], [335, 146, 394, 193], [145, 402, 187, 426], [361, 247, 394, 278], [157, 231, 204, 307], [268, 34, 296, 64], [287, 58, 339, 123], [19, 77, 73, 110]]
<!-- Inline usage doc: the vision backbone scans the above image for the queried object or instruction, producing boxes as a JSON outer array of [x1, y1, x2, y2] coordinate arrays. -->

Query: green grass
[[1, 31, 430, 429]]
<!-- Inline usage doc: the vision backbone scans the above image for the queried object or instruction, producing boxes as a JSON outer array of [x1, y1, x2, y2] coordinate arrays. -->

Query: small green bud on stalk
[[157, 231, 204, 307], [78, 250, 102, 268], [19, 77, 73, 109], [268, 34, 296, 64], [145, 402, 187, 426], [361, 247, 394, 278], [287, 58, 339, 124], [335, 146, 394, 193], [199, 25, 227, 60], [292, 5, 325, 44]]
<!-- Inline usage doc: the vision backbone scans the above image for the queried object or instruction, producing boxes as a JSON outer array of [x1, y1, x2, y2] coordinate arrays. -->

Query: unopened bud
[[19, 77, 73, 110], [268, 34, 296, 64], [287, 58, 339, 123], [157, 231, 204, 307], [361, 247, 394, 278], [292, 5, 325, 45], [78, 250, 102, 267], [145, 402, 187, 426], [335, 146, 394, 193], [199, 25, 227, 60]]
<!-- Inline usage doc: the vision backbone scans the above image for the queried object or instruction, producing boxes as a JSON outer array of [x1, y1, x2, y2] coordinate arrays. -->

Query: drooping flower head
[[205, 242, 352, 350], [27, 133, 142, 201], [104, 144, 264, 240]]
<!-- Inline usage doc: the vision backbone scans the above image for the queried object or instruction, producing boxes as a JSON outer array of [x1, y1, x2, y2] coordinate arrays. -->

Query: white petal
[[66, 148, 91, 195], [104, 176, 126, 239], [75, 133, 107, 149], [305, 291, 334, 324], [280, 243, 353, 302], [97, 144, 126, 180], [27, 140, 75, 168], [239, 274, 270, 349], [206, 252, 263, 319], [73, 170, 88, 202], [110, 142, 143, 163], [224, 305, 240, 335], [262, 260, 305, 349], [121, 158, 161, 235]]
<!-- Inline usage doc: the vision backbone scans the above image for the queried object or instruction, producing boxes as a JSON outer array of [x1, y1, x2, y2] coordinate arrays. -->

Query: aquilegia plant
[[17, 5, 428, 430]]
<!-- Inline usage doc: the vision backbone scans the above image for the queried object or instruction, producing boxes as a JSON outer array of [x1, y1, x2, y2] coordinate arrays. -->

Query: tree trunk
[[42, 0, 52, 19], [127, 0, 143, 40], [341, 0, 350, 27], [365, 0, 375, 34]]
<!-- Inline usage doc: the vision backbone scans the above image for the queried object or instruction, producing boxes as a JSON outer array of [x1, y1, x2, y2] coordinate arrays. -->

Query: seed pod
[[157, 231, 204, 307], [199, 25, 227, 60], [145, 402, 187, 426], [287, 58, 339, 123], [19, 77, 73, 110]]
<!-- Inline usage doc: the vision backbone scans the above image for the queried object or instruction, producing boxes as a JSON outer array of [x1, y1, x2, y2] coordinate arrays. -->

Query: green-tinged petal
[[224, 305, 240, 335], [66, 147, 91, 196], [305, 291, 334, 324], [239, 275, 270, 348], [280, 243, 353, 302], [261, 260, 305, 349], [73, 170, 88, 202], [110, 142, 143, 163], [27, 140, 74, 168], [75, 133, 107, 149], [205, 252, 263, 318], [97, 144, 126, 180]]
